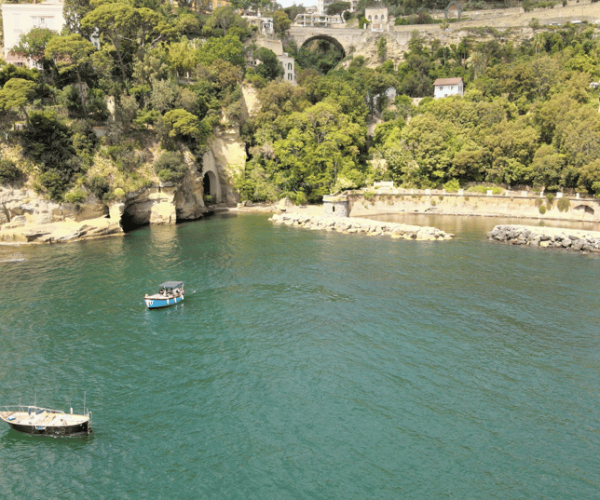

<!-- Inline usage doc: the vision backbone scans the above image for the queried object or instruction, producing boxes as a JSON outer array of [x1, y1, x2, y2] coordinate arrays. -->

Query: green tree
[[530, 144, 565, 191], [45, 34, 96, 114], [153, 150, 188, 184], [10, 28, 57, 66], [273, 10, 292, 39], [64, 0, 94, 35], [21, 110, 80, 200], [81, 3, 138, 81], [161, 108, 213, 152], [326, 1, 350, 16], [0, 78, 37, 126], [203, 6, 248, 37], [196, 34, 245, 69], [272, 101, 366, 199], [253, 47, 284, 81]]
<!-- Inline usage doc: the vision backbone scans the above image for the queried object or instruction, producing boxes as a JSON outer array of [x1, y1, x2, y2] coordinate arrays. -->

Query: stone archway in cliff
[[445, 1, 462, 20], [203, 170, 219, 204], [300, 35, 346, 59]]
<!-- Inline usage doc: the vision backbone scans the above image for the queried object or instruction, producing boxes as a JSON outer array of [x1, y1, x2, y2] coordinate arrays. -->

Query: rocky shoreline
[[488, 225, 600, 252], [270, 212, 454, 241]]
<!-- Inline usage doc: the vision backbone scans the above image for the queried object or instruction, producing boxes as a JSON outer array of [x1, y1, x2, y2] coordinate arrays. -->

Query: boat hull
[[144, 294, 184, 309], [7, 420, 91, 436]]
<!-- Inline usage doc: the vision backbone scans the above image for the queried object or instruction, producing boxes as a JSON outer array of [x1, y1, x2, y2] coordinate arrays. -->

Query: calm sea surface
[[1, 213, 599, 499]]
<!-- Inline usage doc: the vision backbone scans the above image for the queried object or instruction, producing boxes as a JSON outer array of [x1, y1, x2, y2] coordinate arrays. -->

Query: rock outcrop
[[0, 186, 123, 244], [271, 212, 453, 241], [488, 225, 600, 252], [0, 212, 123, 244]]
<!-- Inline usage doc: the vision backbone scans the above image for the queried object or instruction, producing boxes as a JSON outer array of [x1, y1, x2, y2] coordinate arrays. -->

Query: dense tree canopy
[[3, 1, 600, 204]]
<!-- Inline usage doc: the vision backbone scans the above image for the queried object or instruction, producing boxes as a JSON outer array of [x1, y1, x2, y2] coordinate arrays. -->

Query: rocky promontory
[[270, 213, 453, 241], [488, 225, 600, 252]]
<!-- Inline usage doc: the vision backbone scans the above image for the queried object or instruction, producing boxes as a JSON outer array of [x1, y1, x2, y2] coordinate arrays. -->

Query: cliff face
[[0, 86, 257, 244], [0, 125, 247, 243]]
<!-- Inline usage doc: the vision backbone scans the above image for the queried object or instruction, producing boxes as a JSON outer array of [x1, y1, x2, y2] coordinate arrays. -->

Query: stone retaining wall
[[270, 213, 453, 241], [346, 190, 600, 223], [488, 225, 600, 252]]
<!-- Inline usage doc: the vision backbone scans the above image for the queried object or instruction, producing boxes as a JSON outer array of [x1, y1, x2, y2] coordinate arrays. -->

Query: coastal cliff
[[0, 125, 248, 243]]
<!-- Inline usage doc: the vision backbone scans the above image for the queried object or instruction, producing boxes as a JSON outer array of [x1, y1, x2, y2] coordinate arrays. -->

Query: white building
[[365, 6, 389, 32], [293, 13, 345, 27], [247, 39, 296, 84], [433, 77, 464, 98], [1, 0, 65, 67]]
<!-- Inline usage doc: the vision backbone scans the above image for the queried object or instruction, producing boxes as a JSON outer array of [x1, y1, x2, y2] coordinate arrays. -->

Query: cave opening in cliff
[[203, 171, 218, 205]]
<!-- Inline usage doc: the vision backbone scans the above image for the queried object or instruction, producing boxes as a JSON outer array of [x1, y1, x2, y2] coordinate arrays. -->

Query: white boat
[[0, 405, 92, 436]]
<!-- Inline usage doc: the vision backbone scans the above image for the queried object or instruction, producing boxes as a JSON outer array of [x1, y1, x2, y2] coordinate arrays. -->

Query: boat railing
[[0, 405, 67, 415]]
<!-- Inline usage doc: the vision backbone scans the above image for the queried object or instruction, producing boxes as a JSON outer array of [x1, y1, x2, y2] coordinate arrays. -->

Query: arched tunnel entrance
[[203, 170, 218, 204]]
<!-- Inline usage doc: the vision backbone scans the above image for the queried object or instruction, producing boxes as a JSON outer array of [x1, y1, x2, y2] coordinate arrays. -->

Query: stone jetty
[[488, 225, 600, 252], [270, 213, 453, 241]]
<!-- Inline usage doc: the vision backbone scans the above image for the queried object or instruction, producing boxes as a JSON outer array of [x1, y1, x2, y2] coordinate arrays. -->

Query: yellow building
[[209, 0, 231, 11]]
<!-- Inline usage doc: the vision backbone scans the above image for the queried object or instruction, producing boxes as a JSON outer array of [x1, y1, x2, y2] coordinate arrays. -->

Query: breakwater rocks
[[488, 225, 600, 252], [270, 213, 454, 241]]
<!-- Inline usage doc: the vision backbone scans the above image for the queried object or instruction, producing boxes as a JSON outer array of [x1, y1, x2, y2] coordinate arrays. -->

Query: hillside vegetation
[[1, 0, 600, 207]]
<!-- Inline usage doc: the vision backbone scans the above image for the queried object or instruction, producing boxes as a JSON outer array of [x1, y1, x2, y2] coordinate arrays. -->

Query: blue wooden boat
[[144, 281, 185, 309]]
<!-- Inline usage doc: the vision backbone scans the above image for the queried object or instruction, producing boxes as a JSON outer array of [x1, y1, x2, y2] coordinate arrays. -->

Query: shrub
[[65, 187, 86, 205], [545, 192, 555, 205], [38, 170, 68, 201], [443, 179, 460, 192], [535, 198, 544, 207], [557, 197, 570, 212], [467, 185, 504, 195], [153, 151, 188, 184], [363, 190, 375, 201], [295, 191, 307, 205], [0, 159, 24, 184], [88, 176, 110, 201], [438, 195, 444, 201], [539, 204, 547, 214]]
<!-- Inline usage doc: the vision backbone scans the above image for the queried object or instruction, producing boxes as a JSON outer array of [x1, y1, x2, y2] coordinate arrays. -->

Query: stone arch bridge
[[288, 26, 414, 57]]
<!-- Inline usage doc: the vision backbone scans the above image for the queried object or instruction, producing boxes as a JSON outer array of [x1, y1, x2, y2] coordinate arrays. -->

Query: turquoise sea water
[[1, 213, 599, 499]]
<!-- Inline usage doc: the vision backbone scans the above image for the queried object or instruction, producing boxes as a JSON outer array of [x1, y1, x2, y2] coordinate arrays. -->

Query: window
[[288, 63, 292, 70], [288, 73, 293, 80]]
